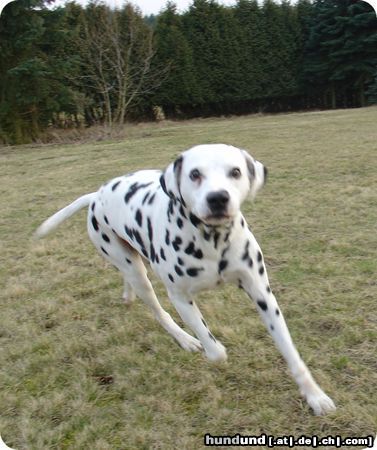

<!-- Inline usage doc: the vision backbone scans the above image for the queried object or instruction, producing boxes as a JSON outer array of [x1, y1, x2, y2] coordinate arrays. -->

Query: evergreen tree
[[183, 0, 243, 111], [0, 0, 48, 142], [366, 71, 377, 104], [152, 2, 198, 115], [302, 0, 377, 108], [258, 0, 301, 101], [233, 0, 264, 103]]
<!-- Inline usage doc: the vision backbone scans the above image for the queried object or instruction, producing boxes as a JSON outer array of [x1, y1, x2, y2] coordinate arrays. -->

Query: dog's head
[[160, 144, 267, 226]]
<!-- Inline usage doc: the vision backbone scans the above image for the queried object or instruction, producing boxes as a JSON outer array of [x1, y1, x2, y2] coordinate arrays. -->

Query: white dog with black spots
[[36, 144, 336, 416]]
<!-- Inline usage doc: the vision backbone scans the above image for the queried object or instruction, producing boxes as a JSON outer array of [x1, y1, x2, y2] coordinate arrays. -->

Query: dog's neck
[[167, 197, 238, 253]]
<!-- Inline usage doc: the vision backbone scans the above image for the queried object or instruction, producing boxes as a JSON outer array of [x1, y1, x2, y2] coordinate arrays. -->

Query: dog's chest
[[155, 234, 226, 289]]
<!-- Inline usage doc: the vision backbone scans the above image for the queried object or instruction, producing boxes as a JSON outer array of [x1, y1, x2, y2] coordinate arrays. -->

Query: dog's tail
[[35, 193, 95, 239]]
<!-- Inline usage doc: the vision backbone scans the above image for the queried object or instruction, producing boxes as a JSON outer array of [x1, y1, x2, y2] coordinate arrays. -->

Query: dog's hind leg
[[88, 223, 202, 352], [125, 257, 202, 352]]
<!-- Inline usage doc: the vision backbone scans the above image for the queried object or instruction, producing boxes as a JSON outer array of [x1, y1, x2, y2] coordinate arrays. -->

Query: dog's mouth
[[202, 213, 232, 226]]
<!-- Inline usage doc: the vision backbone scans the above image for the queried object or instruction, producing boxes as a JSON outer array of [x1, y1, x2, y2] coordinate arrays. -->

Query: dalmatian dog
[[36, 144, 336, 415]]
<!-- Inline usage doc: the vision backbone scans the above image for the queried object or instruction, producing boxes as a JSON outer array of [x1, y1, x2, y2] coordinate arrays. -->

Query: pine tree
[[258, 0, 302, 102], [302, 0, 377, 108], [233, 0, 264, 104], [0, 0, 48, 142], [183, 0, 243, 111], [152, 2, 198, 115]]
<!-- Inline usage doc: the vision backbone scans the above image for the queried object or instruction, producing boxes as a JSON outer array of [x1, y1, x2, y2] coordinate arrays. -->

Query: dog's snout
[[207, 190, 230, 213]]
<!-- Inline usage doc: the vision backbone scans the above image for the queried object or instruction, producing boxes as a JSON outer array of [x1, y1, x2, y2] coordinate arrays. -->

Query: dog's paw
[[177, 332, 203, 352], [205, 342, 227, 362], [305, 389, 336, 416]]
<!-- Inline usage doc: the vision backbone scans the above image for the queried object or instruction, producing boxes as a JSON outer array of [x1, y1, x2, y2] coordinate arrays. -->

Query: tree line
[[0, 0, 376, 144]]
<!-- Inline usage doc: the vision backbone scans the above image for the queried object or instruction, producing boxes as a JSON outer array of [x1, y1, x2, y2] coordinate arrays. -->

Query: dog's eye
[[230, 167, 241, 179], [190, 169, 201, 181]]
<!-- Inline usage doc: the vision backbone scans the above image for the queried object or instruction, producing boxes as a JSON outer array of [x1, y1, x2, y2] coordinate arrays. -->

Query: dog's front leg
[[168, 289, 227, 362], [238, 247, 336, 415]]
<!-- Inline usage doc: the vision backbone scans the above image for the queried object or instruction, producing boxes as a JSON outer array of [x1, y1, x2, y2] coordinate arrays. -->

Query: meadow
[[1, 107, 376, 449]]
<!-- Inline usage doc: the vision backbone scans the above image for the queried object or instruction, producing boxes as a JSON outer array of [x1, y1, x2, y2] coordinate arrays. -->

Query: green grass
[[1, 107, 377, 449]]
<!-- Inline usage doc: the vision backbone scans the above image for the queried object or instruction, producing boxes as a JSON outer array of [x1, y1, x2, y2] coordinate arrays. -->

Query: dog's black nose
[[207, 190, 230, 214]]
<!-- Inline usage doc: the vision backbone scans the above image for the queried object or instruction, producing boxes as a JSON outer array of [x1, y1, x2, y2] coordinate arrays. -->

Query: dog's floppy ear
[[160, 155, 184, 201], [242, 150, 267, 199]]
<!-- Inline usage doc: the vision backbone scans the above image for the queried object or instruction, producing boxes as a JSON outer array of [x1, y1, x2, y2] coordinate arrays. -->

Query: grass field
[[1, 107, 377, 449]]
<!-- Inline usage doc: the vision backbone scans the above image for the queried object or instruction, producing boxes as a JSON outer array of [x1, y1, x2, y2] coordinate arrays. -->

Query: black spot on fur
[[218, 259, 228, 273], [91, 202, 95, 212], [213, 232, 220, 249], [168, 274, 174, 283], [167, 199, 174, 222], [270, 324, 274, 331], [135, 209, 143, 227], [189, 213, 201, 228], [177, 257, 184, 266], [241, 240, 253, 267], [177, 218, 184, 229], [184, 241, 203, 259], [148, 193, 156, 205], [240, 217, 245, 227], [102, 233, 110, 243], [175, 265, 184, 276], [259, 266, 265, 275], [125, 225, 133, 240], [101, 246, 109, 256], [142, 192, 150, 205], [160, 248, 166, 261], [126, 258, 132, 264], [150, 244, 156, 262], [201, 318, 207, 328], [147, 217, 153, 241], [179, 205, 187, 219], [185, 242, 195, 255], [257, 251, 263, 263], [112, 180, 121, 191], [159, 174, 168, 197], [124, 182, 153, 203], [91, 216, 99, 231], [165, 230, 170, 246], [276, 308, 280, 316], [194, 249, 203, 259], [267, 286, 271, 293], [208, 332, 216, 342], [242, 241, 250, 260], [221, 246, 230, 259], [203, 230, 211, 241], [172, 236, 182, 251], [104, 215, 109, 225], [257, 300, 268, 311], [186, 267, 204, 277], [133, 229, 144, 249]]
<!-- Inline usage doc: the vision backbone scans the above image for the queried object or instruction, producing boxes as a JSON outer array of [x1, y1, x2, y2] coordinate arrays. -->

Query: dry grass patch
[[1, 107, 376, 449]]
